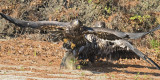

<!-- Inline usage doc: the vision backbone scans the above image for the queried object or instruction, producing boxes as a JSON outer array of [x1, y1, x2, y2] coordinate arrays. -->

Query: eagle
[[0, 13, 160, 70]]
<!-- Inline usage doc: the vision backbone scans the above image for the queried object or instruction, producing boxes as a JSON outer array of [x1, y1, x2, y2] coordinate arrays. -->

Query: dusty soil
[[0, 36, 160, 80]]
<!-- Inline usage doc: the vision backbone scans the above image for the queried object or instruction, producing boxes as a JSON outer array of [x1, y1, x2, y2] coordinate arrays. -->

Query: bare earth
[[0, 37, 160, 80]]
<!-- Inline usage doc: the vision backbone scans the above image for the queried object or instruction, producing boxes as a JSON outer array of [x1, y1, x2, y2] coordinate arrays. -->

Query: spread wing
[[83, 26, 160, 69], [83, 25, 160, 39], [84, 33, 160, 69], [0, 13, 70, 29], [0, 13, 69, 42], [112, 39, 160, 69]]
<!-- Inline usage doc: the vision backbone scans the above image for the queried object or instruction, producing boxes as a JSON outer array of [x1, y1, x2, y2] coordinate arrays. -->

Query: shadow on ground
[[82, 61, 160, 76]]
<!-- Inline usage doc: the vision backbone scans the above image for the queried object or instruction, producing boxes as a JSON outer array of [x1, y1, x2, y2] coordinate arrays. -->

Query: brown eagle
[[0, 13, 160, 70]]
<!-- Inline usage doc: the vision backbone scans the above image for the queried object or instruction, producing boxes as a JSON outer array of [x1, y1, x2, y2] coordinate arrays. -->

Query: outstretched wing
[[0, 13, 70, 29], [84, 33, 160, 69], [112, 39, 160, 69], [83, 25, 160, 39]]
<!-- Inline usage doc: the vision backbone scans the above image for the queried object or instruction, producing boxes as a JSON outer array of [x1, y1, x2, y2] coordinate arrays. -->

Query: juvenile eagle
[[0, 13, 160, 70]]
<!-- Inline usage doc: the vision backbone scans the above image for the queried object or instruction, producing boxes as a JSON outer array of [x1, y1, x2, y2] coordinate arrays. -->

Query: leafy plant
[[104, 75, 108, 79], [134, 72, 140, 80], [20, 66, 24, 70], [150, 39, 160, 49], [112, 74, 115, 79], [104, 6, 111, 14], [7, 50, 11, 55], [130, 15, 151, 23], [77, 65, 81, 69], [88, 0, 92, 3], [34, 50, 37, 56], [70, 58, 76, 64], [3, 72, 6, 74], [143, 75, 148, 79], [81, 72, 85, 76], [49, 62, 53, 65], [150, 39, 160, 60]]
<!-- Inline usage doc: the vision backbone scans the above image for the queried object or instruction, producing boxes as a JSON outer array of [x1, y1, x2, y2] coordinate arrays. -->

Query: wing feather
[[0, 13, 69, 28], [84, 33, 160, 69], [83, 25, 160, 39], [112, 39, 160, 69]]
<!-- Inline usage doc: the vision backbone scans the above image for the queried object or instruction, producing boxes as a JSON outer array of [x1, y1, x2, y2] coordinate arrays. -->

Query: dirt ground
[[0, 36, 160, 80]]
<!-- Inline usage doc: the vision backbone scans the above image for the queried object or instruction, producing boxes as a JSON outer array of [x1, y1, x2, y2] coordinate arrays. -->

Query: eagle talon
[[71, 42, 76, 49], [63, 38, 69, 43]]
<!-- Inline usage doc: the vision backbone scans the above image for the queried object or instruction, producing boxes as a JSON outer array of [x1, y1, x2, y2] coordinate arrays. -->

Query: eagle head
[[70, 19, 83, 30]]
